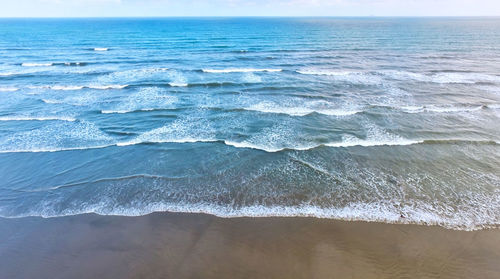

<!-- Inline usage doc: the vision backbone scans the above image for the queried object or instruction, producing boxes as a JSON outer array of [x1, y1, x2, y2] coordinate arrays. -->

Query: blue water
[[0, 18, 499, 230]]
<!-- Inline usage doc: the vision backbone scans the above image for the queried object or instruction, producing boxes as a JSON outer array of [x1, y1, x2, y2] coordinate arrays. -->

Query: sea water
[[0, 17, 499, 230]]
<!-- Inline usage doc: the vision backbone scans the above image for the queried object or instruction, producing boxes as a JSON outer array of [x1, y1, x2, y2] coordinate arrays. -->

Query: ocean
[[0, 17, 499, 230]]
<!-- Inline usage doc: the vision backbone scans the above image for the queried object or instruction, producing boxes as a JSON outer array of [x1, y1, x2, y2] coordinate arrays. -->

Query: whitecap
[[383, 70, 500, 84], [102, 87, 177, 113], [97, 68, 169, 84], [0, 116, 76, 122], [223, 140, 318, 152], [41, 99, 64, 104], [101, 108, 155, 114], [325, 138, 422, 148], [168, 82, 188, 87], [0, 121, 113, 153], [326, 126, 422, 148], [117, 118, 217, 146], [401, 105, 484, 114], [296, 69, 382, 84], [88, 84, 128, 90], [0, 72, 16, 76], [202, 68, 282, 73], [297, 70, 358, 76], [0, 87, 19, 92], [21, 63, 53, 67], [431, 73, 500, 84], [94, 48, 108, 51], [245, 101, 360, 117], [50, 85, 85, 91]]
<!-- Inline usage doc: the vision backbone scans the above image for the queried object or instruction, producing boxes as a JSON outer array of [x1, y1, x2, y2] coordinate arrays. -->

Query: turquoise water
[[0, 18, 499, 230]]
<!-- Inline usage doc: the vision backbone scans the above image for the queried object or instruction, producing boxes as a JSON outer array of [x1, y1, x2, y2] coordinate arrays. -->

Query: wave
[[29, 85, 128, 91], [168, 82, 188, 87], [21, 63, 53, 67], [94, 48, 108, 51], [3, 202, 496, 231], [101, 108, 156, 114], [41, 99, 64, 104], [244, 102, 361, 117], [0, 137, 496, 154], [223, 138, 423, 153], [400, 105, 485, 114], [114, 136, 474, 153], [420, 139, 499, 145], [296, 70, 382, 85], [0, 144, 114, 154], [0, 72, 16, 77], [117, 138, 218, 146], [88, 84, 128, 89], [202, 68, 282, 73], [0, 87, 19, 92], [49, 85, 84, 91], [0, 121, 114, 154], [223, 140, 318, 152], [297, 70, 358, 76], [298, 69, 500, 84], [431, 72, 500, 84], [325, 138, 423, 148], [60, 62, 85, 66], [96, 68, 170, 84], [0, 116, 76, 122]]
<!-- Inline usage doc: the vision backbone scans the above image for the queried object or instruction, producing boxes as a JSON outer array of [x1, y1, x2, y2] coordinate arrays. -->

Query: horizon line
[[1, 15, 500, 19]]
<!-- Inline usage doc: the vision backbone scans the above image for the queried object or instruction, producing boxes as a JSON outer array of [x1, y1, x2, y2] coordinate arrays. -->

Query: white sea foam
[[29, 85, 128, 91], [326, 126, 423, 149], [401, 105, 484, 114], [300, 69, 500, 84], [0, 87, 19, 92], [382, 70, 429, 81], [101, 108, 155, 114], [297, 70, 358, 76], [202, 68, 282, 73], [51, 85, 85, 91], [431, 72, 500, 84], [94, 48, 108, 51], [0, 121, 113, 153], [118, 118, 217, 146], [8, 201, 497, 231], [297, 69, 382, 84], [0, 116, 76, 122], [88, 84, 129, 90], [241, 72, 262, 83], [97, 68, 169, 84], [89, 85, 127, 90], [168, 82, 188, 87], [102, 87, 177, 114], [41, 99, 64, 104], [325, 138, 422, 148], [245, 101, 360, 117], [0, 72, 16, 76], [21, 63, 53, 67], [0, 145, 114, 154], [223, 140, 318, 152]]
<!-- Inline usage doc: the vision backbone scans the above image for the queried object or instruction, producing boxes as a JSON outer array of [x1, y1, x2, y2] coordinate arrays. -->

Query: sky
[[1, 0, 500, 17]]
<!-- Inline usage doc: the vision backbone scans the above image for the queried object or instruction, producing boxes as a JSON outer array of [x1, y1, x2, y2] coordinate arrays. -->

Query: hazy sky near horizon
[[1, 0, 500, 17]]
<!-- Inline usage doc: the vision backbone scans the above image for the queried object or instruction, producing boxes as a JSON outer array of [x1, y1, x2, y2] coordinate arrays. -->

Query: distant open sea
[[0, 17, 499, 230]]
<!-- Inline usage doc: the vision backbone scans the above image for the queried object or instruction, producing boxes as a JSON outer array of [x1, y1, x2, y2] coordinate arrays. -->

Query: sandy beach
[[1, 212, 499, 279]]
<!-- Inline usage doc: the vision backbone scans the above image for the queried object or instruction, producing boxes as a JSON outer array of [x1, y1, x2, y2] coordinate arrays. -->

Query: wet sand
[[1, 212, 499, 279]]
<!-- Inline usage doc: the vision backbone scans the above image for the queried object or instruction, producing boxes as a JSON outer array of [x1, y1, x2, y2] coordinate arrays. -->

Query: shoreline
[[1, 212, 499, 278]]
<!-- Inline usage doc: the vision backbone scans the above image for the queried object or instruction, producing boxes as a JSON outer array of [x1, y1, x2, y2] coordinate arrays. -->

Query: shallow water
[[0, 17, 499, 230]]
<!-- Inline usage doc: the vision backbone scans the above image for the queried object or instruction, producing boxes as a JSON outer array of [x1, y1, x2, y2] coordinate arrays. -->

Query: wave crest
[[203, 68, 282, 73]]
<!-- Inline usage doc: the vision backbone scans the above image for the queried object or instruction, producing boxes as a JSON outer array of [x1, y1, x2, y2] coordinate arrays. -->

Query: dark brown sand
[[0, 213, 499, 279]]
